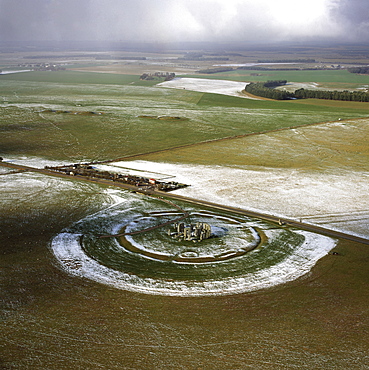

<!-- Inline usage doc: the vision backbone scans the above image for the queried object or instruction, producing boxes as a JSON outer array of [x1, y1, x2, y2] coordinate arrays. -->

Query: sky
[[0, 0, 368, 45]]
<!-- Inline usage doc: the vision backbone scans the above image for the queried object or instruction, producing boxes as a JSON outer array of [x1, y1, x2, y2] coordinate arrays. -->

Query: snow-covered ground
[[0, 70, 31, 74], [3, 155, 367, 295], [3, 155, 368, 239], [157, 77, 257, 98], [109, 160, 369, 240], [52, 230, 335, 296], [48, 179, 337, 296], [1, 155, 68, 169]]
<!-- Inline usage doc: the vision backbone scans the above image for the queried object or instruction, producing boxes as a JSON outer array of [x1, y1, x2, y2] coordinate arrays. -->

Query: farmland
[[1, 48, 369, 368], [1, 73, 367, 162]]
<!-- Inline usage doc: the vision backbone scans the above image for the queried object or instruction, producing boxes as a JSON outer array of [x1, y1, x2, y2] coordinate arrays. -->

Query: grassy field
[[0, 70, 160, 86], [1, 71, 368, 162], [4, 67, 369, 88], [187, 68, 369, 90], [206, 68, 369, 82], [1, 64, 369, 369], [132, 117, 369, 170]]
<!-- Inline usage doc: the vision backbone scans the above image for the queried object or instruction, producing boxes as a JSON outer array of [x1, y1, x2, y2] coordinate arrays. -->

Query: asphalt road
[[2, 161, 368, 245]]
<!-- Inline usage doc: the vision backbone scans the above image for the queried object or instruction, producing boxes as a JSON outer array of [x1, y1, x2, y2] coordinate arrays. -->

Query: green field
[[5, 68, 369, 86], [0, 70, 159, 86], [188, 68, 369, 89], [2, 65, 369, 369], [196, 68, 369, 83], [1, 71, 368, 162]]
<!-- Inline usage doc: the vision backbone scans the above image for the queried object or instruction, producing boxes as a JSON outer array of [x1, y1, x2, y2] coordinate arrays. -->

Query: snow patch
[[51, 230, 336, 296], [116, 160, 369, 239], [157, 77, 255, 98]]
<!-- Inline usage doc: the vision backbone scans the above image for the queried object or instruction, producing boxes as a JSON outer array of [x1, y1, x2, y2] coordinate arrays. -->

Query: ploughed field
[[1, 66, 369, 369]]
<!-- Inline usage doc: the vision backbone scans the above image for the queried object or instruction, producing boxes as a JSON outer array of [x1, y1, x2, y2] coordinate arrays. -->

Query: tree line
[[294, 88, 369, 102], [245, 80, 294, 100], [348, 66, 369, 74], [196, 67, 234, 74], [140, 72, 175, 81], [245, 80, 369, 102]]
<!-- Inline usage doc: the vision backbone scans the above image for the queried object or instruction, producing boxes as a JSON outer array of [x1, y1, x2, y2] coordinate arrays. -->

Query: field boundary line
[[97, 116, 369, 163]]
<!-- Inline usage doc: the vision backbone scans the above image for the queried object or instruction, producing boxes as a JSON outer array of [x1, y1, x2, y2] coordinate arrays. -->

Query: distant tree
[[249, 82, 369, 102], [348, 66, 369, 74], [245, 80, 293, 100]]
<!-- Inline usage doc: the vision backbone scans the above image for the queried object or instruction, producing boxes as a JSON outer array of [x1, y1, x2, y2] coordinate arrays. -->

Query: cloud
[[330, 0, 369, 41], [0, 0, 96, 41], [0, 0, 367, 44]]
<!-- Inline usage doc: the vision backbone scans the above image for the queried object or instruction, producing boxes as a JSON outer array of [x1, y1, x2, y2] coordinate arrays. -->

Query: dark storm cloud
[[0, 0, 367, 44], [0, 0, 96, 41], [331, 0, 369, 41]]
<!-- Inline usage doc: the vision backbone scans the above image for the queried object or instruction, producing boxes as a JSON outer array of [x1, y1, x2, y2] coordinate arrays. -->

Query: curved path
[[2, 161, 369, 245]]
